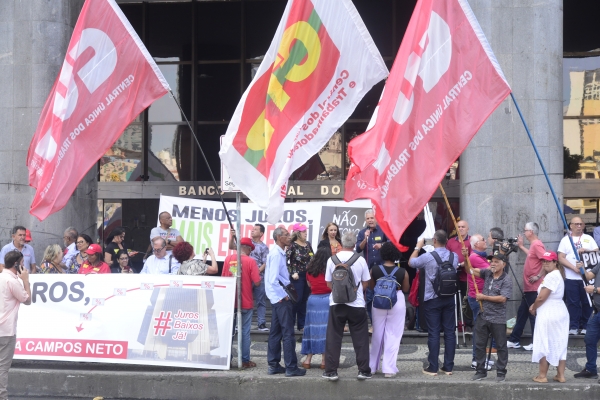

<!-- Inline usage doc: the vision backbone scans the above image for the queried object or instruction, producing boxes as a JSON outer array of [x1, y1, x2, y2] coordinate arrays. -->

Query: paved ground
[[8, 339, 600, 399]]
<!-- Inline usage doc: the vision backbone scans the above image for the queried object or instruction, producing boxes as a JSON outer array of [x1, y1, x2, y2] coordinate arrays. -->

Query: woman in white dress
[[528, 251, 569, 383]]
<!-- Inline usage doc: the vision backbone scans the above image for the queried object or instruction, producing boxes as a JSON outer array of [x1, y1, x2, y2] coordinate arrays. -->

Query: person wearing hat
[[286, 222, 314, 332], [528, 251, 569, 383], [469, 251, 513, 382], [222, 238, 261, 368], [25, 230, 32, 244], [77, 244, 111, 274]]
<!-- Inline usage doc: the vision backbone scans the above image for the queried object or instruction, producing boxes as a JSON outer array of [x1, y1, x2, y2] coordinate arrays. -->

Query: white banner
[[158, 195, 372, 261], [14, 274, 236, 370]]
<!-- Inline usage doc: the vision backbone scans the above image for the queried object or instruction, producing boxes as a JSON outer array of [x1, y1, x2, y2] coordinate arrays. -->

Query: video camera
[[492, 237, 519, 256]]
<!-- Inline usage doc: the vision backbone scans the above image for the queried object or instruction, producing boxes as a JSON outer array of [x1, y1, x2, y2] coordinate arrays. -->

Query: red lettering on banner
[[15, 339, 128, 359]]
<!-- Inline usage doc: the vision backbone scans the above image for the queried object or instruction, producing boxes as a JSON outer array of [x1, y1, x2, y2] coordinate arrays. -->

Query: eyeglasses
[[153, 246, 166, 253]]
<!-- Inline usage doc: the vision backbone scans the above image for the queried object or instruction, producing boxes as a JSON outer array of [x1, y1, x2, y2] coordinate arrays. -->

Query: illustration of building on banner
[[135, 287, 223, 365]]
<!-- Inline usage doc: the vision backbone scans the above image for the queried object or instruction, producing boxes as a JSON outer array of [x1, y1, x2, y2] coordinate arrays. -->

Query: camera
[[204, 248, 210, 255], [493, 237, 518, 255]]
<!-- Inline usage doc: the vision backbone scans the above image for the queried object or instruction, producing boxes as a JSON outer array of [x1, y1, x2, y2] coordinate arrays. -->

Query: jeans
[[267, 299, 298, 372], [324, 304, 370, 374], [565, 279, 592, 330], [253, 274, 266, 326], [474, 317, 508, 376], [508, 291, 537, 343], [423, 296, 456, 372], [241, 309, 253, 363], [584, 312, 600, 374], [365, 287, 374, 323], [0, 335, 16, 400], [291, 273, 310, 330]]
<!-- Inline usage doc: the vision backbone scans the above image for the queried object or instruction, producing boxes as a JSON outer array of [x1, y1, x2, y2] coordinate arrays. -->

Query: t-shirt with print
[[250, 241, 269, 275], [150, 227, 181, 243], [479, 268, 512, 324], [558, 234, 599, 280], [523, 239, 546, 292], [222, 254, 260, 309], [325, 250, 370, 308]]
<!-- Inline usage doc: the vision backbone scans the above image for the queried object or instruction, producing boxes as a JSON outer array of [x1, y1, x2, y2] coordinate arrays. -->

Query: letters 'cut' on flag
[[345, 0, 511, 247], [27, 0, 169, 220], [219, 0, 388, 224]]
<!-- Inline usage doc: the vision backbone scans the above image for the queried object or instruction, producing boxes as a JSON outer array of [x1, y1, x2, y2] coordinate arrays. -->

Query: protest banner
[[582, 250, 599, 286], [157, 195, 372, 261], [14, 274, 236, 370]]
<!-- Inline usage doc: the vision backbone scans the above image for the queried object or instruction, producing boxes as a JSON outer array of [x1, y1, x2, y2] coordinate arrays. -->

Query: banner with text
[[14, 274, 236, 370], [583, 251, 599, 286], [158, 195, 372, 261]]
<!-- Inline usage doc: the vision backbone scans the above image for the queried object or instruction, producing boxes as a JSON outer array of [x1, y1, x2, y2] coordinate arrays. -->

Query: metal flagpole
[[236, 192, 243, 369], [510, 93, 593, 306]]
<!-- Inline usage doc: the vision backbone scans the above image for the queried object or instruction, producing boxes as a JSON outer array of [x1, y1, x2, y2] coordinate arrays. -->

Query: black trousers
[[324, 304, 370, 374], [474, 316, 508, 375]]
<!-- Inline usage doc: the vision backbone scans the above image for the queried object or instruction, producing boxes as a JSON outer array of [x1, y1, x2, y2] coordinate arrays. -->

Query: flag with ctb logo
[[219, 0, 387, 224]]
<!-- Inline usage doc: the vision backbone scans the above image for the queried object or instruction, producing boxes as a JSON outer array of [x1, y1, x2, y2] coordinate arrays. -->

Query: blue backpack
[[372, 265, 399, 310]]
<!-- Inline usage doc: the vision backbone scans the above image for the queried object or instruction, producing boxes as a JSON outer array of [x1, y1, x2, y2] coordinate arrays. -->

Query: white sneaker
[[486, 359, 495, 366], [522, 344, 533, 351], [507, 341, 521, 349], [580, 329, 587, 335], [471, 361, 492, 371], [569, 329, 579, 335]]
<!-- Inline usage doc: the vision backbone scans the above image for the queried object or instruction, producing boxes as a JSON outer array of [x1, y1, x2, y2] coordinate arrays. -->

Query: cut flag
[[219, 0, 388, 224], [345, 0, 511, 247], [27, 0, 169, 220]]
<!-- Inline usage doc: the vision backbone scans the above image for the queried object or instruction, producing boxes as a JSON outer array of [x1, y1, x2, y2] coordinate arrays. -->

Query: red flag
[[344, 0, 510, 247], [27, 0, 169, 220]]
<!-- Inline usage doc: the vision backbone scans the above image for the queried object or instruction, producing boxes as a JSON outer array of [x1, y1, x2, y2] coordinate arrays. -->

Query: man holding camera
[[0, 250, 32, 399], [507, 222, 546, 350], [558, 217, 598, 335]]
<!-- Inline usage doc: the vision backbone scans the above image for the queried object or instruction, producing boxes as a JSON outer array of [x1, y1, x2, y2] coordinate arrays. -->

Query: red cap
[[86, 243, 103, 255], [25, 229, 32, 242], [540, 251, 558, 261], [240, 238, 255, 251]]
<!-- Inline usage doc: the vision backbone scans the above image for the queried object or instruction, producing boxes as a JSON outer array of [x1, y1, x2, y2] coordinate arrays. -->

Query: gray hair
[[364, 209, 374, 218], [470, 234, 482, 248], [433, 230, 448, 246], [525, 222, 539, 236], [341, 231, 358, 248], [64, 227, 79, 240], [151, 237, 166, 247], [273, 227, 286, 242]]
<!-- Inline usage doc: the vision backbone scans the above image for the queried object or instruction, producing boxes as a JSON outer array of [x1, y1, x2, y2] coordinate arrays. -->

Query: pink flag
[[27, 0, 169, 220], [344, 0, 511, 246]]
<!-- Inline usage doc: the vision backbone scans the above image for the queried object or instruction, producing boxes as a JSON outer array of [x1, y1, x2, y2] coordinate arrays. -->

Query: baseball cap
[[540, 251, 558, 261], [85, 243, 102, 255], [292, 223, 307, 232], [487, 250, 508, 263], [25, 229, 32, 242], [240, 237, 255, 251]]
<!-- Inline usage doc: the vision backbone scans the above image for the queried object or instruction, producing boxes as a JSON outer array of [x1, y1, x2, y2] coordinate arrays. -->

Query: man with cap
[[77, 244, 111, 274], [140, 237, 180, 275], [25, 230, 32, 245], [0, 226, 37, 274], [222, 238, 261, 368], [469, 251, 513, 382]]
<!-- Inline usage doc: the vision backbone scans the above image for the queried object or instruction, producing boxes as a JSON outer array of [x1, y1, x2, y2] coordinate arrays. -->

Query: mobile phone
[[204, 248, 209, 254]]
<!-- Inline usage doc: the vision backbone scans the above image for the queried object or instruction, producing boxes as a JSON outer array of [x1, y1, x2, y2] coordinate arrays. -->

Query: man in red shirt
[[222, 238, 261, 368], [446, 219, 472, 329], [78, 244, 111, 274], [507, 222, 546, 351]]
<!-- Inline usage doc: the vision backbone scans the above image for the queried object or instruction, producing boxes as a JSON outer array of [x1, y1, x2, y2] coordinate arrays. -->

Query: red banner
[[344, 0, 511, 246], [27, 0, 169, 220]]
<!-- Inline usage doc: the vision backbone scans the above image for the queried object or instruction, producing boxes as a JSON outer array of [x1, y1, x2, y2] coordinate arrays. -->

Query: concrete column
[[0, 0, 95, 257], [460, 1, 563, 320]]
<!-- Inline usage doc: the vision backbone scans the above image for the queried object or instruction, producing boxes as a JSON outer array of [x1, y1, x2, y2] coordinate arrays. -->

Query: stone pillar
[[0, 0, 96, 258], [460, 1, 563, 322]]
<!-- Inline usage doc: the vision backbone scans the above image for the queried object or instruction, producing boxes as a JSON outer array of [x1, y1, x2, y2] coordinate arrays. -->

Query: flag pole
[[509, 92, 593, 306], [439, 184, 483, 311], [236, 192, 243, 370], [168, 90, 235, 230]]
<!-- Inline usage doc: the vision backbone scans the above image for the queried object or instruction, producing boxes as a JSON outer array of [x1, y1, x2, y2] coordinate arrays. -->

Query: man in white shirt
[[0, 226, 37, 273], [61, 227, 79, 269], [140, 237, 180, 275], [558, 216, 599, 335], [150, 212, 183, 255], [322, 231, 371, 381]]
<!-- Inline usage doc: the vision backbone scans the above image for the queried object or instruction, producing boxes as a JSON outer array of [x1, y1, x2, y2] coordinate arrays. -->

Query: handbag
[[279, 280, 298, 304]]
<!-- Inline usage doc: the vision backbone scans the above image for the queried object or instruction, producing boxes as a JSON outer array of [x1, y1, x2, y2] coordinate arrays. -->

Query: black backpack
[[330, 253, 361, 304], [430, 252, 457, 297]]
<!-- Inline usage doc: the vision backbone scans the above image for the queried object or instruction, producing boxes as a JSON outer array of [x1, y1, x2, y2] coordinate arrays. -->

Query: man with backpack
[[409, 230, 459, 376], [322, 231, 371, 381]]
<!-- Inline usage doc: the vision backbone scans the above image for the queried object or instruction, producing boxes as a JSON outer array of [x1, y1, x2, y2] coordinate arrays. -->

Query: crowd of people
[[1, 209, 600, 390]]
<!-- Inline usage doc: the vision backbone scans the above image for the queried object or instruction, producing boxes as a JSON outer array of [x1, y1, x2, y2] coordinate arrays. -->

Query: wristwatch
[[414, 247, 421, 251]]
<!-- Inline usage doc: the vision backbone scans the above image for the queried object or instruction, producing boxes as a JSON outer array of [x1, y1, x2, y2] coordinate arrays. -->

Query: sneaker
[[440, 366, 453, 375], [384, 373, 396, 378], [357, 371, 372, 380], [322, 371, 339, 381], [257, 323, 269, 332], [569, 329, 579, 335], [472, 372, 487, 381], [580, 329, 587, 335], [486, 359, 495, 366], [285, 367, 307, 377], [522, 344, 533, 351], [267, 364, 286, 375], [496, 374, 506, 382], [507, 341, 521, 349], [423, 366, 437, 376], [574, 369, 599, 379], [471, 361, 492, 371]]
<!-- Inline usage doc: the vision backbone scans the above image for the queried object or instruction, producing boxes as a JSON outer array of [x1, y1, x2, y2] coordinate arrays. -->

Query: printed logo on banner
[[153, 311, 173, 336], [201, 281, 215, 290], [114, 288, 127, 296], [169, 280, 183, 288], [582, 251, 599, 285], [319, 206, 369, 238], [91, 298, 105, 306], [80, 313, 92, 322], [140, 283, 154, 290]]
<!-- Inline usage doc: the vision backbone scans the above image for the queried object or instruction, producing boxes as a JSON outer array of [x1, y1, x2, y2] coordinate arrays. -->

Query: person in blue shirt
[[265, 227, 306, 377]]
